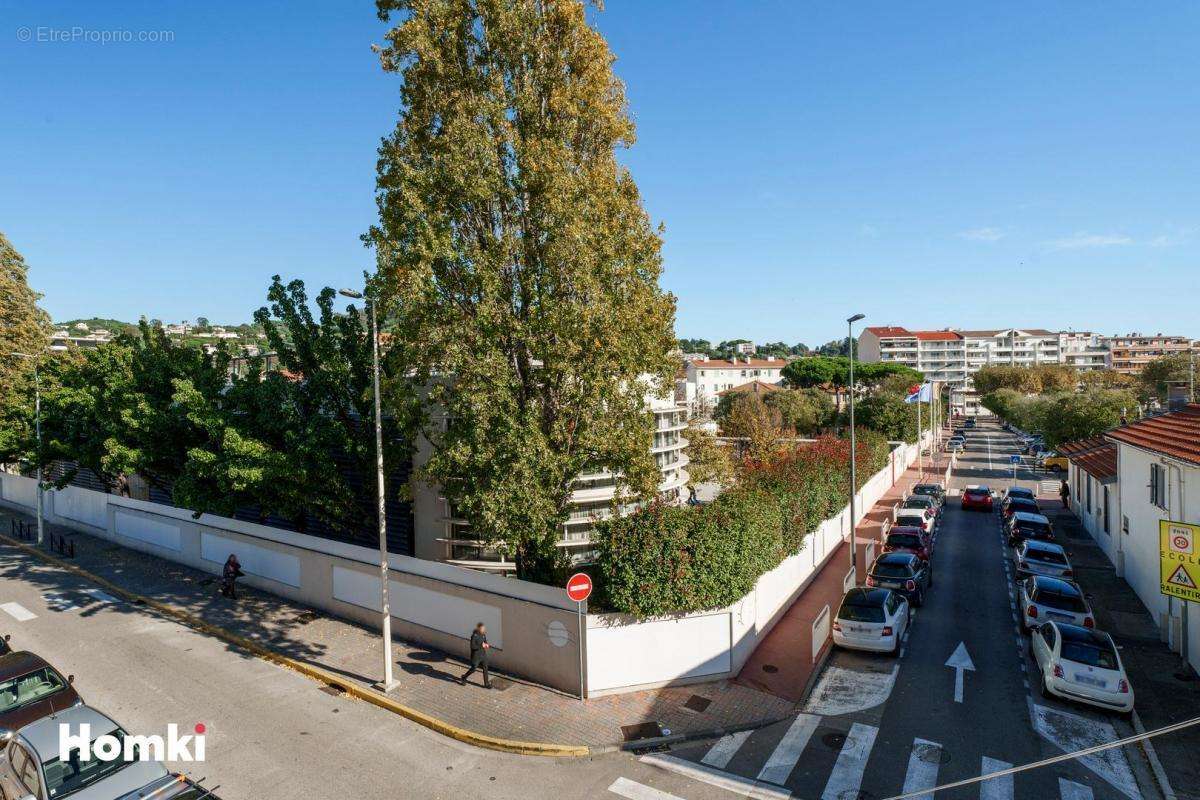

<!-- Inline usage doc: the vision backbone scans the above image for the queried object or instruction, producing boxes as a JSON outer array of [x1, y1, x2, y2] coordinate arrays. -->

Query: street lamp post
[[339, 287, 398, 693], [847, 314, 865, 579], [11, 352, 43, 546]]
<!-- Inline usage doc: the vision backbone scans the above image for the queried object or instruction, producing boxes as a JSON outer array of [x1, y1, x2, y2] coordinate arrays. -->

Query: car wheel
[[891, 632, 902, 656], [914, 588, 925, 607]]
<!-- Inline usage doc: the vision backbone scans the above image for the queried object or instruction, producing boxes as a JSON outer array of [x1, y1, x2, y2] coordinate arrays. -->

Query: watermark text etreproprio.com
[[16, 26, 175, 44]]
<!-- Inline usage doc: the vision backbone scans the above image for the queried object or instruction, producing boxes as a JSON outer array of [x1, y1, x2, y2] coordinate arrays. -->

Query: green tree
[[764, 388, 835, 436], [0, 232, 52, 461], [1139, 354, 1192, 403], [683, 426, 734, 487], [854, 392, 918, 442], [369, 0, 677, 582], [721, 394, 785, 461]]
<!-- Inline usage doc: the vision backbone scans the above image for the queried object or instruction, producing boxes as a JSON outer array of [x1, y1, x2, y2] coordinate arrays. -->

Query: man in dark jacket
[[460, 622, 492, 688], [1059, 480, 1071, 509], [220, 554, 245, 599]]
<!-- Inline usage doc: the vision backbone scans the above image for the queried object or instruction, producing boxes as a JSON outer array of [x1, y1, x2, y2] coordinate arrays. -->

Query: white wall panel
[[54, 485, 108, 529], [587, 612, 731, 692], [201, 532, 301, 588], [114, 510, 182, 552]]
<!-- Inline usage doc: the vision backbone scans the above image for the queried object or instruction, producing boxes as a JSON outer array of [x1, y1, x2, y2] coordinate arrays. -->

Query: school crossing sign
[[1160, 520, 1200, 602]]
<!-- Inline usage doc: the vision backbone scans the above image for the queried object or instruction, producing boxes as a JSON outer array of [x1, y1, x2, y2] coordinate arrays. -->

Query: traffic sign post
[[1160, 520, 1200, 672], [566, 572, 593, 701], [1010, 453, 1020, 481]]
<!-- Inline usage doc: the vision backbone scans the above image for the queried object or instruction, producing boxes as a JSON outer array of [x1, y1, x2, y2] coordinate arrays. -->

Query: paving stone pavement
[[0, 506, 792, 748]]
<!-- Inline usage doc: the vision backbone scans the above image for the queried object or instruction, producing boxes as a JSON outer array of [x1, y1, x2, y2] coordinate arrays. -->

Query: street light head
[[847, 313, 866, 324], [337, 288, 364, 300]]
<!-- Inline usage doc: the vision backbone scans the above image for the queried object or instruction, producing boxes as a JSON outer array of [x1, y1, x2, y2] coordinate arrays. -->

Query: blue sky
[[2, 2, 1197, 344]]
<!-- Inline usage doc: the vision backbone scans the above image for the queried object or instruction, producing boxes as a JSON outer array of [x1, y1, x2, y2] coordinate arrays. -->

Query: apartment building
[[1059, 331, 1110, 371], [685, 356, 788, 414], [412, 390, 690, 574], [1104, 333, 1193, 375], [859, 326, 1063, 415]]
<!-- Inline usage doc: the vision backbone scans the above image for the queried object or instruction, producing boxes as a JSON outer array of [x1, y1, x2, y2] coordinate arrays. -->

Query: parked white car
[[1031, 621, 1134, 715], [1013, 540, 1073, 579], [1018, 575, 1094, 632], [895, 507, 934, 534], [832, 588, 909, 655]]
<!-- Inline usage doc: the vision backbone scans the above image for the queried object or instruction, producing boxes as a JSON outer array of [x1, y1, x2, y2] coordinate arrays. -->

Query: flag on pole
[[905, 382, 933, 404]]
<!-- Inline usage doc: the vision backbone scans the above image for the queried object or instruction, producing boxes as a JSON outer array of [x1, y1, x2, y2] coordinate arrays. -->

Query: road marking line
[[701, 730, 752, 769], [0, 602, 35, 621], [757, 713, 820, 785], [901, 738, 941, 800], [639, 753, 790, 800], [820, 722, 879, 800], [607, 777, 684, 800], [1058, 778, 1095, 800], [980, 753, 1014, 798]]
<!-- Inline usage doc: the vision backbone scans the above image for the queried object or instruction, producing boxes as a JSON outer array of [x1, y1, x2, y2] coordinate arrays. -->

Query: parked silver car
[[1018, 575, 1094, 632]]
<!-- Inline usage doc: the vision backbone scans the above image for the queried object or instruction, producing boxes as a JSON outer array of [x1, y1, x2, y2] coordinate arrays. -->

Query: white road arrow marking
[[945, 641, 976, 703]]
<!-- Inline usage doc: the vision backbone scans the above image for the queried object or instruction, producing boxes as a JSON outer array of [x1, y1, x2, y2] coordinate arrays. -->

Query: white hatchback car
[[1014, 539, 1073, 579], [1032, 621, 1134, 715], [832, 588, 909, 655], [1018, 575, 1094, 632]]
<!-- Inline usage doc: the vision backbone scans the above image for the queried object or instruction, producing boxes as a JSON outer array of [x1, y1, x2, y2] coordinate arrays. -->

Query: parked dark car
[[1007, 511, 1056, 547], [866, 552, 932, 606], [911, 484, 946, 506], [1003, 496, 1042, 519], [1004, 486, 1036, 502], [0, 651, 82, 744], [965, 418, 977, 428]]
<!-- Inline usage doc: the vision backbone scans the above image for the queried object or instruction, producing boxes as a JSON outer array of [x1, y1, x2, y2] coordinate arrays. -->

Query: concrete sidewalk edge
[[0, 532, 589, 758]]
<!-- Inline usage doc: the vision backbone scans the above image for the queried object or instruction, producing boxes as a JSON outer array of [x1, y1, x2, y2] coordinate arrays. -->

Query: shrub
[[595, 434, 890, 616]]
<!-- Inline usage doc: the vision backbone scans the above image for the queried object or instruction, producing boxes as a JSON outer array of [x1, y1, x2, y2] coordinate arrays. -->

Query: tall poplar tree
[[0, 232, 51, 461], [369, 0, 677, 581]]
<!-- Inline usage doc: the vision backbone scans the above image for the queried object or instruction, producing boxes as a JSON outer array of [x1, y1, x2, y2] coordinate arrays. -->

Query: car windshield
[[1018, 522, 1052, 536], [904, 497, 931, 508], [887, 534, 922, 549], [913, 485, 939, 496], [1060, 640, 1119, 670], [838, 601, 885, 623], [43, 728, 134, 797], [0, 666, 67, 712], [1027, 548, 1067, 564], [1037, 590, 1086, 612], [873, 562, 913, 578]]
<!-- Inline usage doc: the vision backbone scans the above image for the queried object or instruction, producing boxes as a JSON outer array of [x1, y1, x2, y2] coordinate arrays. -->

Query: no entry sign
[[566, 572, 593, 603]]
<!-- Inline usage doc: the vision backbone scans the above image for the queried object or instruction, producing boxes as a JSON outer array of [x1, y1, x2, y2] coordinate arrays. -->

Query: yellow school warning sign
[[1160, 520, 1200, 602]]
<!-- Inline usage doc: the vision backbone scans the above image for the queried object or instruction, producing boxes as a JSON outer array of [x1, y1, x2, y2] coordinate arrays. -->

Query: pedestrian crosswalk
[[617, 715, 1118, 800]]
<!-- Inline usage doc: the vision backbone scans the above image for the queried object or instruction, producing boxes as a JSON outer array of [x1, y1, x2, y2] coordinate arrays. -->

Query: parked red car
[[0, 650, 82, 740], [882, 526, 933, 562], [961, 485, 994, 511]]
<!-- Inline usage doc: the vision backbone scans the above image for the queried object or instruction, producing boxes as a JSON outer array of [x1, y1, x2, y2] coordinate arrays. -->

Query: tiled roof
[[691, 358, 787, 369], [914, 331, 962, 341], [1059, 435, 1118, 481], [717, 380, 782, 397], [1106, 404, 1200, 466], [864, 326, 915, 338]]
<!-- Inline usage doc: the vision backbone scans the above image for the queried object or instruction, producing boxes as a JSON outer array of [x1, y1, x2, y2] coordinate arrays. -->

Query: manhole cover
[[821, 732, 846, 749], [683, 694, 712, 713], [621, 721, 664, 742], [914, 742, 951, 764], [762, 664, 779, 674]]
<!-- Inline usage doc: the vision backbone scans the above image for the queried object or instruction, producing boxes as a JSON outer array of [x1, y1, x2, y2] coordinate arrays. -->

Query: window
[[1086, 477, 1092, 513], [12, 744, 39, 795], [1151, 464, 1168, 509]]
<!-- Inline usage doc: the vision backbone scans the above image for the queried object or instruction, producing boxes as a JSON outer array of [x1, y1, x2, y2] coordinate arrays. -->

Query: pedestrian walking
[[220, 554, 244, 599], [460, 622, 492, 688], [1059, 480, 1071, 509]]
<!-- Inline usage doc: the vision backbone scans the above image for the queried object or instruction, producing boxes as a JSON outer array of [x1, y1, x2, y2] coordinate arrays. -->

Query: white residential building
[[859, 326, 1064, 415], [685, 356, 787, 415], [735, 341, 756, 355], [1059, 331, 1110, 371], [412, 388, 689, 574]]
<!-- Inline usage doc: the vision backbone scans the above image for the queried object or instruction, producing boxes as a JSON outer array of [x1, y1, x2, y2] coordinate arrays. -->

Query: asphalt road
[[0, 421, 1167, 800]]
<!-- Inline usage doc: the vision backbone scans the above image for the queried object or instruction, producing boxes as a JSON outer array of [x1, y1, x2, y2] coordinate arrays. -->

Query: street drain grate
[[294, 610, 320, 624], [489, 677, 513, 692], [319, 684, 346, 697], [762, 664, 779, 674], [621, 721, 664, 742], [683, 695, 712, 713], [821, 732, 846, 749], [914, 742, 951, 764]]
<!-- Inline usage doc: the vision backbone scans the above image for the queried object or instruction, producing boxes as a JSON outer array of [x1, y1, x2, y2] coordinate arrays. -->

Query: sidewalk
[[0, 507, 789, 751], [737, 451, 948, 701], [1039, 494, 1200, 800]]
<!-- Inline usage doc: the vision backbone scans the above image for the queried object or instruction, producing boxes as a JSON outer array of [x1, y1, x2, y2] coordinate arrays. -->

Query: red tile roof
[[1059, 435, 1118, 480], [1106, 404, 1200, 466], [864, 326, 963, 341], [914, 331, 962, 341], [691, 358, 788, 369], [717, 380, 782, 397], [864, 326, 915, 338]]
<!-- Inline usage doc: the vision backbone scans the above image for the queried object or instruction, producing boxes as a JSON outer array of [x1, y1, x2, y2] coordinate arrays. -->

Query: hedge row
[[594, 432, 890, 616]]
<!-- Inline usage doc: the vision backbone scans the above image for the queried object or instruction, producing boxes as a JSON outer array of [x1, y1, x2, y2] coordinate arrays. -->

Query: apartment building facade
[[685, 356, 788, 414], [1104, 333, 1193, 374], [1059, 331, 1110, 371], [412, 390, 690, 574], [859, 326, 1064, 415]]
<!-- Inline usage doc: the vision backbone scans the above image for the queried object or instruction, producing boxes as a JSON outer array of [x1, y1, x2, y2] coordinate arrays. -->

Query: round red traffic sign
[[566, 572, 593, 603]]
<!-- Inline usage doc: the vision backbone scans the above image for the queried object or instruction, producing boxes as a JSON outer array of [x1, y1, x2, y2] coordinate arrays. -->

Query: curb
[[0, 531, 590, 758]]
